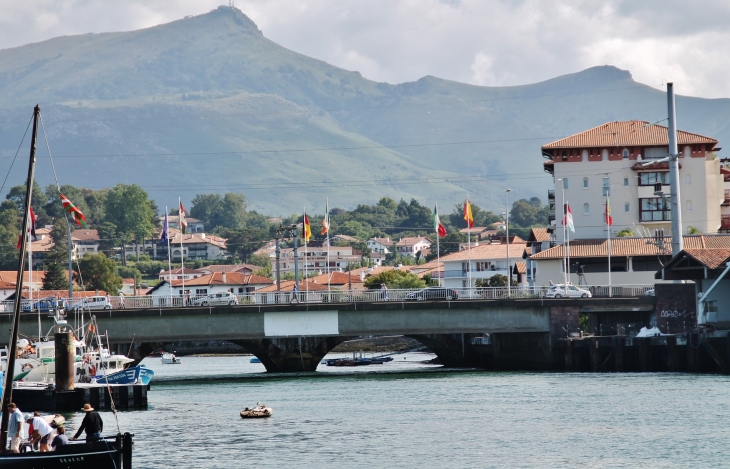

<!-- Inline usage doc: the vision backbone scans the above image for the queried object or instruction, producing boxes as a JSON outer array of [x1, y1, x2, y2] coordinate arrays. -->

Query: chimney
[[222, 272, 227, 284]]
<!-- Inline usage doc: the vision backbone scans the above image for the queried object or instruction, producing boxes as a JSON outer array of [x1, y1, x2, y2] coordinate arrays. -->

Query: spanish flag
[[303, 212, 312, 243], [463, 198, 474, 229]]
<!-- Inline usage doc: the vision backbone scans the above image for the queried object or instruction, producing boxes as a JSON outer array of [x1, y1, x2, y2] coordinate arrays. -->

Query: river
[[58, 354, 730, 468]]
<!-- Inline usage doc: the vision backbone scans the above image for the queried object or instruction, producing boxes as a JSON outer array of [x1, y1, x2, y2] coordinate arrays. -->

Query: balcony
[[724, 190, 730, 206], [443, 269, 509, 279], [722, 215, 730, 230]]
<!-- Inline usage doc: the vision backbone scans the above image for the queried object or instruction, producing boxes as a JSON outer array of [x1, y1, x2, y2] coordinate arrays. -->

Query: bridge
[[5, 288, 656, 372]]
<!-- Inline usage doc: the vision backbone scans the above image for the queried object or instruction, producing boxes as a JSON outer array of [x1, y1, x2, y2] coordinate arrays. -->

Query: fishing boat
[[0, 105, 134, 468], [240, 403, 273, 419], [161, 353, 182, 364], [91, 364, 155, 385]]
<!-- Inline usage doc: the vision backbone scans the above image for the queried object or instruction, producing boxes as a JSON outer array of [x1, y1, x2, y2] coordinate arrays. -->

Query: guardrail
[[0, 285, 655, 311]]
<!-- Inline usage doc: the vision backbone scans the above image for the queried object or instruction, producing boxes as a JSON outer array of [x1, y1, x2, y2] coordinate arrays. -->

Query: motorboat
[[161, 353, 182, 364], [240, 403, 273, 419], [91, 364, 155, 385]]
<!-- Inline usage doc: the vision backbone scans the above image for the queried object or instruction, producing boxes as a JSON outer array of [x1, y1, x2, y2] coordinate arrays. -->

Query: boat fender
[[21, 363, 33, 372]]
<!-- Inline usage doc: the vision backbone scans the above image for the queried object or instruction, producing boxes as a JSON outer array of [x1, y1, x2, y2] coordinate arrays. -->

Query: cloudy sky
[[1, 0, 728, 99]]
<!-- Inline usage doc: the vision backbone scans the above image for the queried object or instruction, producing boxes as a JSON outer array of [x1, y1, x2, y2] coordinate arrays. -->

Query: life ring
[[21, 363, 33, 373]]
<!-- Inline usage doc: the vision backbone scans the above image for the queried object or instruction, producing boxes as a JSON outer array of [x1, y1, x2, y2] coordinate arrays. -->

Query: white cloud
[[0, 0, 728, 98]]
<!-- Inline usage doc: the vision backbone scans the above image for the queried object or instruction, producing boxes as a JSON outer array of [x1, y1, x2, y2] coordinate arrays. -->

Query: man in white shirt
[[28, 414, 53, 452], [5, 403, 23, 453]]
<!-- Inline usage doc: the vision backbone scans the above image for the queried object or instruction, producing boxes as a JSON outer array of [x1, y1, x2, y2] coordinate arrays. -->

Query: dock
[[10, 383, 148, 412]]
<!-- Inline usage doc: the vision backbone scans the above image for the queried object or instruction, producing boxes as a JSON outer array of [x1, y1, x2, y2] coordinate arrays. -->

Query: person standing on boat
[[28, 413, 53, 452], [72, 404, 103, 443], [5, 403, 23, 453]]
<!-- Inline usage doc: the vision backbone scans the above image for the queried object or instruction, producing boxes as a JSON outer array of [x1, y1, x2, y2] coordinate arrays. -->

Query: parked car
[[546, 284, 592, 298], [70, 296, 112, 311], [644, 289, 655, 297], [21, 297, 69, 313], [404, 287, 459, 301], [192, 292, 238, 306]]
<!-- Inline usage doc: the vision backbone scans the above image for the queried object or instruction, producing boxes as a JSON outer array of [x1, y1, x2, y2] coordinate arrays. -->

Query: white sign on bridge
[[264, 311, 339, 337]]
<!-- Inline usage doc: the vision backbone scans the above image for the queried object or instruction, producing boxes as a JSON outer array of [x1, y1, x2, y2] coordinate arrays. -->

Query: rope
[[90, 317, 122, 435], [0, 113, 33, 198]]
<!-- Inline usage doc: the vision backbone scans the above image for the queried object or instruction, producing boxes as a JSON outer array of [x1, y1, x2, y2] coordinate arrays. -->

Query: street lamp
[[505, 188, 512, 297]]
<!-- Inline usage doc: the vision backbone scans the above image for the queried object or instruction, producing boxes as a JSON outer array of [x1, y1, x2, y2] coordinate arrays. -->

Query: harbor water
[[55, 354, 730, 468]]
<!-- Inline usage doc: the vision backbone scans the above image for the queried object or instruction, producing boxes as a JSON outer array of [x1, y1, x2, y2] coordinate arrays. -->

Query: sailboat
[[0, 105, 133, 467]]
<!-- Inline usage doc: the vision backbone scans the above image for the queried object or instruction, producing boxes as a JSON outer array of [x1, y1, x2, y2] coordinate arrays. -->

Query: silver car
[[192, 292, 238, 306], [546, 284, 592, 298]]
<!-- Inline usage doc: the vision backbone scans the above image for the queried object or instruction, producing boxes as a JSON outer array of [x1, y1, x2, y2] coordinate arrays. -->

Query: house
[[459, 227, 498, 241], [543, 120, 723, 241], [276, 246, 361, 275], [158, 267, 208, 282], [71, 229, 101, 258], [529, 234, 730, 287], [148, 272, 273, 297], [161, 215, 204, 233], [0, 271, 47, 292], [201, 264, 260, 275], [524, 228, 554, 286], [167, 231, 227, 261], [0, 280, 17, 300], [367, 237, 392, 254], [329, 234, 360, 244], [120, 278, 137, 295], [440, 240, 528, 288], [27, 227, 55, 268], [395, 236, 432, 259]]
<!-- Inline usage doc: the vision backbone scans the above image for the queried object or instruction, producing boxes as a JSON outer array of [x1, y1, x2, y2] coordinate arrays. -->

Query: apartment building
[[440, 240, 527, 288]]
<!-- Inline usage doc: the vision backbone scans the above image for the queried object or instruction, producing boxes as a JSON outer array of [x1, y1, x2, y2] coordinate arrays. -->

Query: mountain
[[0, 5, 729, 215]]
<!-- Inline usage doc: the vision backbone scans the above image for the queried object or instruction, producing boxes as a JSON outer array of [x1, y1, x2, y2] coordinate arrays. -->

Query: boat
[[161, 353, 182, 364], [0, 105, 134, 468], [91, 364, 155, 385], [240, 403, 273, 418], [249, 357, 261, 363]]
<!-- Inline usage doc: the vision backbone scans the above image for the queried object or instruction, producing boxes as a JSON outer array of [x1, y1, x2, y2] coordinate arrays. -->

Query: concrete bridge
[[5, 297, 656, 372]]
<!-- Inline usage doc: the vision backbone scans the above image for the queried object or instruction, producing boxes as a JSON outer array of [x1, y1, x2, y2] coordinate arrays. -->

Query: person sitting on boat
[[72, 404, 103, 443], [51, 426, 68, 450], [5, 403, 24, 453], [28, 413, 54, 452]]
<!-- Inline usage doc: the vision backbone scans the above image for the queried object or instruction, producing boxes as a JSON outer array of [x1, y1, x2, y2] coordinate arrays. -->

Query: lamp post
[[505, 188, 512, 297], [557, 178, 567, 294]]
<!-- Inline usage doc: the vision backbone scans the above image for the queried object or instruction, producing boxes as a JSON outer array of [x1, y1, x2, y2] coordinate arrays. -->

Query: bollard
[[54, 332, 75, 391]]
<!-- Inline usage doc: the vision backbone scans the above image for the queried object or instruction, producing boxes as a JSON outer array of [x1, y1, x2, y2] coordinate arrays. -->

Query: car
[[70, 296, 112, 311], [192, 292, 239, 306], [21, 297, 70, 313], [545, 284, 592, 298], [644, 289, 655, 297], [404, 287, 459, 301]]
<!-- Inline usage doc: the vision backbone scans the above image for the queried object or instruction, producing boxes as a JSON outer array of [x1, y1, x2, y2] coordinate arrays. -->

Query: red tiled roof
[[682, 249, 730, 269], [542, 121, 718, 149], [204, 264, 259, 273], [308, 272, 357, 285], [530, 235, 730, 260], [530, 228, 551, 242], [256, 280, 331, 292], [71, 230, 100, 241], [441, 243, 525, 261], [171, 272, 273, 287], [514, 261, 527, 274]]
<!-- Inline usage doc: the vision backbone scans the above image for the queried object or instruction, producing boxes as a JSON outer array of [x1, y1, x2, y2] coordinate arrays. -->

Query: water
[[59, 356, 730, 468]]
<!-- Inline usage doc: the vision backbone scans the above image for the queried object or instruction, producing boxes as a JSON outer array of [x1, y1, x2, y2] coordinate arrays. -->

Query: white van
[[71, 296, 112, 311]]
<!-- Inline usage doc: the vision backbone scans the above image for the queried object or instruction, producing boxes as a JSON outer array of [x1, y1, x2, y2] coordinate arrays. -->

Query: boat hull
[[0, 434, 131, 469], [92, 366, 151, 385]]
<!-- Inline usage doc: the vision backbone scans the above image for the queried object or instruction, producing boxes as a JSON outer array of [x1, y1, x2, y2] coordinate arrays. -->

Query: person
[[549, 280, 554, 286], [51, 426, 68, 450], [28, 413, 53, 452], [119, 292, 125, 309], [72, 404, 103, 443], [381, 283, 389, 301], [5, 403, 23, 453]]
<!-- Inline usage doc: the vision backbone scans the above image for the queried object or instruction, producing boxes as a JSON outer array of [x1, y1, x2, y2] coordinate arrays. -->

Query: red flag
[[605, 199, 613, 226], [463, 198, 474, 229], [60, 193, 87, 227]]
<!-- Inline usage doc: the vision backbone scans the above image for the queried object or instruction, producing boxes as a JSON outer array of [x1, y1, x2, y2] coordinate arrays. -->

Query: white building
[[277, 246, 361, 275], [440, 241, 527, 288], [395, 236, 432, 259], [367, 237, 392, 254], [158, 267, 208, 282], [148, 272, 273, 297], [161, 215, 205, 233], [543, 121, 723, 241]]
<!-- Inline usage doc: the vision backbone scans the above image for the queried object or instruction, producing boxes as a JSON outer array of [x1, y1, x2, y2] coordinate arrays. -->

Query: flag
[[463, 198, 474, 229], [320, 200, 330, 236], [179, 201, 187, 234], [60, 193, 87, 227], [563, 204, 575, 233], [161, 211, 169, 243], [605, 198, 613, 226], [303, 213, 312, 243], [433, 205, 447, 238], [18, 207, 37, 248]]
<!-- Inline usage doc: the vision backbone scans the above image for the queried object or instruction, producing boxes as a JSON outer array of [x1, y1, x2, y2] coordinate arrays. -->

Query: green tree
[[616, 229, 634, 237], [449, 202, 500, 229], [104, 184, 156, 242], [190, 193, 223, 227], [42, 262, 68, 291], [44, 185, 90, 221], [222, 227, 269, 262], [97, 221, 118, 254], [6, 181, 51, 225], [363, 270, 426, 289], [76, 253, 123, 294], [0, 201, 20, 269], [117, 265, 142, 282], [476, 274, 517, 287], [248, 253, 272, 268]]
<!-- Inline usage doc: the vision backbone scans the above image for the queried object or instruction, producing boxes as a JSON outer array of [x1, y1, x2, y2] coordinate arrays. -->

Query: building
[[529, 234, 730, 286], [201, 264, 260, 275], [543, 121, 723, 241], [72, 229, 101, 258], [277, 246, 361, 275], [524, 228, 554, 286], [367, 237, 392, 254], [440, 240, 527, 288], [158, 267, 208, 282], [161, 215, 204, 233], [148, 272, 273, 297], [329, 234, 360, 245], [395, 236, 432, 259]]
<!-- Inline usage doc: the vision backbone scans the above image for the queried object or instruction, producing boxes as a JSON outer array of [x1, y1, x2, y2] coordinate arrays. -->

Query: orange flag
[[463, 198, 474, 229]]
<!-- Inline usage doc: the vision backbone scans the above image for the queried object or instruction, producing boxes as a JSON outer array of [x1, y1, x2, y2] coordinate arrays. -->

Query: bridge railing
[[0, 284, 654, 311]]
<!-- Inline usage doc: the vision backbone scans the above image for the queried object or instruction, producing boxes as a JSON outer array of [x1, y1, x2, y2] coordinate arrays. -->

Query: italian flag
[[434, 205, 447, 238]]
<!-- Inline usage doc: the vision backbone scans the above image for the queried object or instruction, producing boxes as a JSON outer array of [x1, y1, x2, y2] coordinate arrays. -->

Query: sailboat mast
[[0, 105, 40, 449]]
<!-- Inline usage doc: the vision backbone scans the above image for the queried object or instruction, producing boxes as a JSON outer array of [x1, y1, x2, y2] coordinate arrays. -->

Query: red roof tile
[[530, 235, 730, 259]]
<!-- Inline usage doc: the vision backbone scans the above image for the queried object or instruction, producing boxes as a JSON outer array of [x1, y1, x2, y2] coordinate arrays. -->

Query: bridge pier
[[231, 336, 354, 372], [490, 332, 554, 370]]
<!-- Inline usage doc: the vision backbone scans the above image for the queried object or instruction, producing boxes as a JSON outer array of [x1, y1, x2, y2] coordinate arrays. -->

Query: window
[[602, 149, 608, 161], [195, 288, 207, 295], [640, 198, 671, 222], [625, 202, 630, 213], [462, 262, 470, 272], [685, 174, 692, 185], [686, 200, 693, 212], [639, 172, 669, 186], [645, 147, 669, 159], [562, 178, 568, 189], [684, 146, 691, 158], [622, 149, 629, 159], [581, 149, 588, 160], [561, 150, 568, 160], [583, 177, 589, 189], [583, 203, 590, 214], [624, 177, 629, 187], [476, 262, 490, 271], [602, 177, 610, 197]]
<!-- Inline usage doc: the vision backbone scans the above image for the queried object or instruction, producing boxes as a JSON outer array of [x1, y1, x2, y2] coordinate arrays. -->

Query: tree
[[190, 194, 223, 227], [97, 222, 118, 255], [42, 262, 68, 291], [0, 201, 20, 269], [426, 231, 466, 261], [104, 184, 156, 242], [476, 274, 517, 287], [191, 192, 248, 230], [76, 253, 123, 294], [6, 181, 51, 226], [248, 253, 272, 268], [449, 202, 500, 229], [222, 228, 269, 262], [616, 229, 634, 237], [363, 270, 426, 289]]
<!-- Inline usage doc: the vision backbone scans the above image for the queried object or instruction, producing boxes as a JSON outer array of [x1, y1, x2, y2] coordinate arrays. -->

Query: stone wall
[[655, 283, 696, 333], [549, 305, 580, 340]]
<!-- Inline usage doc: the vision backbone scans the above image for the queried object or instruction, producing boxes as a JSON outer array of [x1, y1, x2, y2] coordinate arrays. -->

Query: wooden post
[[590, 338, 600, 372], [667, 335, 678, 372], [565, 339, 574, 371], [613, 336, 624, 372]]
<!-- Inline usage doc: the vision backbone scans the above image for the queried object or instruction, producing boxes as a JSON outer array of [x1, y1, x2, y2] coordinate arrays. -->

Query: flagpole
[[179, 197, 185, 304], [566, 200, 570, 288], [165, 206, 173, 307], [304, 207, 309, 301], [467, 197, 472, 290], [436, 203, 441, 287], [607, 195, 612, 297], [326, 198, 330, 294]]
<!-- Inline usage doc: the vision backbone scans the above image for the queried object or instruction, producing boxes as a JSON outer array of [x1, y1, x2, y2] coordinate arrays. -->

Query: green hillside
[[0, 5, 728, 215]]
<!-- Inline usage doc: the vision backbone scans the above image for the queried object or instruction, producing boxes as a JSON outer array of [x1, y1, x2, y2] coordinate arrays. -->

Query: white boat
[[161, 353, 182, 364]]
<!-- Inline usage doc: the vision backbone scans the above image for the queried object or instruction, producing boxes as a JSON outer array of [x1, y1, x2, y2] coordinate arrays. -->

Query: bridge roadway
[[6, 296, 655, 372]]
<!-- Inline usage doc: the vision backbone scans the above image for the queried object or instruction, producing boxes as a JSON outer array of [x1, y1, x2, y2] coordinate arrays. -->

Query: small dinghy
[[240, 403, 273, 419]]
